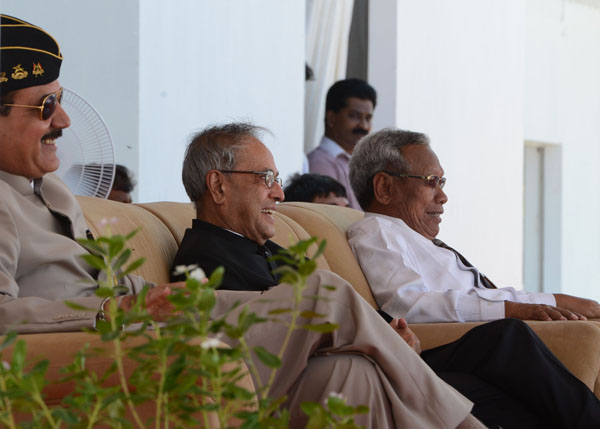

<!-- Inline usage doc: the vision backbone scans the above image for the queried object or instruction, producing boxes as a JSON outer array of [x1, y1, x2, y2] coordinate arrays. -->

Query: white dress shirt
[[348, 213, 556, 323]]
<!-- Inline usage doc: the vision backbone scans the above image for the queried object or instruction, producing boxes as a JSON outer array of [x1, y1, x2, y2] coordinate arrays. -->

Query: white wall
[[525, 0, 600, 301], [369, 0, 526, 288], [2, 0, 306, 203], [2, 0, 141, 196], [138, 0, 306, 202]]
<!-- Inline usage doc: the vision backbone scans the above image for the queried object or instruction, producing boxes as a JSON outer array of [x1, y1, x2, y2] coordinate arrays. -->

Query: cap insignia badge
[[0, 72, 7, 83], [32, 62, 45, 77], [11, 65, 28, 80]]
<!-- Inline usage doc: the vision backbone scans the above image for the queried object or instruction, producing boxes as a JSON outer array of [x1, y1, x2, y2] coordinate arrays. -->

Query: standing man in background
[[307, 78, 376, 209]]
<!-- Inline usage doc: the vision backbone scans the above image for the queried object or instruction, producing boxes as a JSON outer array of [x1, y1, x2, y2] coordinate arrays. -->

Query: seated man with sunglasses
[[0, 14, 163, 333], [347, 128, 600, 324]]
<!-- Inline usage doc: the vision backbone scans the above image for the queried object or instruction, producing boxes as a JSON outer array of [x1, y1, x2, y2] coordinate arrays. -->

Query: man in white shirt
[[307, 79, 376, 209], [347, 128, 600, 323]]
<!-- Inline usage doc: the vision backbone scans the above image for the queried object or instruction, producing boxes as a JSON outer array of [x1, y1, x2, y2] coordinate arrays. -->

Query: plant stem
[[264, 279, 304, 397], [212, 349, 226, 428], [108, 297, 145, 429], [238, 337, 263, 389], [86, 400, 102, 429], [200, 376, 211, 428], [153, 323, 167, 429], [31, 384, 58, 429], [0, 375, 17, 429]]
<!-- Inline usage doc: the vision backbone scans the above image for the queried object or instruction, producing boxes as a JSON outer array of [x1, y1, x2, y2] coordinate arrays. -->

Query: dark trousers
[[421, 318, 600, 429]]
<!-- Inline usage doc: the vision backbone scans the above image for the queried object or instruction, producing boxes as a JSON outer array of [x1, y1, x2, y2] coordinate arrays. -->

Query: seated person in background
[[347, 128, 600, 324], [307, 78, 376, 209], [0, 16, 478, 429], [284, 173, 349, 207], [108, 164, 135, 203], [171, 121, 600, 429]]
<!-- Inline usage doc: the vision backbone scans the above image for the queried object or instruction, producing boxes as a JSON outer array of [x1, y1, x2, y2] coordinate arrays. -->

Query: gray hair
[[182, 122, 268, 202], [349, 128, 430, 209]]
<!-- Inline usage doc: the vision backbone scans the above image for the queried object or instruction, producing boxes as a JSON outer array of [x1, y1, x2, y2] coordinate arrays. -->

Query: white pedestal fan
[[55, 88, 115, 199]]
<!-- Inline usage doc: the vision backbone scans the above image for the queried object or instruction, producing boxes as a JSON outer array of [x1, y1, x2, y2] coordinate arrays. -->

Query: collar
[[364, 212, 435, 246], [320, 136, 352, 159], [192, 219, 261, 248], [0, 170, 37, 196]]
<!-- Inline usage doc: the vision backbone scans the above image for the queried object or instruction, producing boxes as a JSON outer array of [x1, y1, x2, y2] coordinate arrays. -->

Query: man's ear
[[325, 110, 336, 130], [372, 173, 394, 206], [205, 170, 227, 205]]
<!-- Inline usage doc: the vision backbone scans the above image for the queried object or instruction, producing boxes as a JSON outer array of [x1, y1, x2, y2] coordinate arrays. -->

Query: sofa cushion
[[277, 202, 375, 308], [76, 197, 178, 284]]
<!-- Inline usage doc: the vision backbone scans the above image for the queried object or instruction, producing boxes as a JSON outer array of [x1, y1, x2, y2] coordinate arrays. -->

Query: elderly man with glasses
[[172, 122, 600, 428], [348, 128, 600, 324]]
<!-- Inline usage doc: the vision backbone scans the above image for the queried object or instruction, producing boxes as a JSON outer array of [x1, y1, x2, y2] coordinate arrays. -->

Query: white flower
[[324, 391, 345, 406], [99, 217, 119, 227], [201, 335, 223, 350], [173, 264, 199, 275], [189, 267, 207, 282], [1, 361, 10, 370]]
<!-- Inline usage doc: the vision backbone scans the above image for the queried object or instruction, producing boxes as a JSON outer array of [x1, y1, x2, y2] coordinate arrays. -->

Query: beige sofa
[[6, 197, 600, 414]]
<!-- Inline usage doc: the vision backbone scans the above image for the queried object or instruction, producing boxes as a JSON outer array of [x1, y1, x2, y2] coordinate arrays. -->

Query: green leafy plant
[[0, 222, 368, 428]]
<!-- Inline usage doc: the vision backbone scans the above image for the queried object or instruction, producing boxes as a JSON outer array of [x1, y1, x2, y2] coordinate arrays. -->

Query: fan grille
[[55, 89, 115, 198]]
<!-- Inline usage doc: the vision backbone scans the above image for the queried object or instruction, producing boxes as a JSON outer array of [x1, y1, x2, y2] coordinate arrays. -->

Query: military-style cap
[[0, 14, 63, 95]]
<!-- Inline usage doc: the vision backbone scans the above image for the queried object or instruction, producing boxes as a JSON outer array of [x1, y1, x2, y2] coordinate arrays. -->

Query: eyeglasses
[[219, 169, 283, 189], [382, 171, 446, 189], [2, 87, 64, 121]]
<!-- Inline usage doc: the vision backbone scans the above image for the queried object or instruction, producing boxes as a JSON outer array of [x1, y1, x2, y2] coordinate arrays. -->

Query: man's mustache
[[42, 130, 63, 140], [352, 128, 369, 136]]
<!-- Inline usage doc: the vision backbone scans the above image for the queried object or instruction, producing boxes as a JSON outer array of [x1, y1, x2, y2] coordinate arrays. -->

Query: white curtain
[[304, 0, 355, 154]]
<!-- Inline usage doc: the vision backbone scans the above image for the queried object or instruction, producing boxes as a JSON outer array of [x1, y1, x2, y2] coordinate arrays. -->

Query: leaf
[[355, 405, 369, 414], [327, 396, 354, 416], [80, 254, 107, 270], [76, 238, 105, 255], [0, 331, 17, 352], [300, 401, 320, 415], [298, 260, 317, 277], [101, 330, 122, 341], [268, 308, 293, 315], [197, 288, 216, 311], [125, 227, 141, 241], [64, 302, 94, 313], [313, 239, 327, 260], [51, 407, 78, 424], [287, 237, 317, 256], [95, 287, 116, 298], [10, 340, 26, 374], [303, 322, 339, 333], [208, 266, 224, 288], [111, 248, 131, 271], [299, 311, 325, 319], [108, 236, 125, 259], [121, 257, 146, 276], [253, 346, 281, 368]]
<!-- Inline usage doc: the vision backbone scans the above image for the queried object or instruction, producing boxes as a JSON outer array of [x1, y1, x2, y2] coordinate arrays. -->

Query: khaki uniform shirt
[[0, 171, 145, 333]]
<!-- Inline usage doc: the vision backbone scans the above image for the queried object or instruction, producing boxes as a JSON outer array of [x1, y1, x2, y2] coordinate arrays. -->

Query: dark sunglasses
[[382, 171, 446, 189], [3, 87, 64, 121]]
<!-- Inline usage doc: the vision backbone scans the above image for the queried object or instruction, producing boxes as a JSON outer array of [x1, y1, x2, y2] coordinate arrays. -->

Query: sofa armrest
[[411, 320, 600, 397], [1, 331, 255, 422]]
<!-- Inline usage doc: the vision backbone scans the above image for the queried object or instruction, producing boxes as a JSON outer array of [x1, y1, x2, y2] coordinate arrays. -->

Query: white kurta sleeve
[[348, 215, 555, 323]]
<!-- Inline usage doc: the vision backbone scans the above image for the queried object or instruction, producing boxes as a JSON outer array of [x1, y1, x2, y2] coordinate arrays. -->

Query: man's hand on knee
[[554, 294, 600, 319], [389, 318, 421, 354]]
